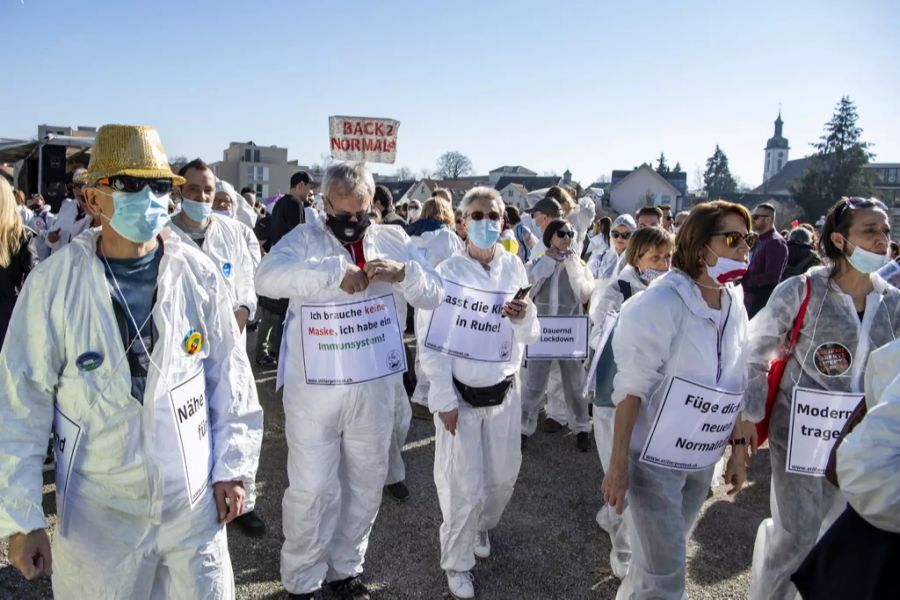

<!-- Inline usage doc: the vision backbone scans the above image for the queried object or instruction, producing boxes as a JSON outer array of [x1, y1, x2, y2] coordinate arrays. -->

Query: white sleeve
[[234, 232, 258, 320], [564, 257, 595, 304], [589, 282, 624, 349], [611, 287, 679, 405], [417, 307, 457, 414], [0, 265, 63, 536], [527, 254, 556, 283], [836, 390, 900, 533], [255, 228, 349, 301], [392, 237, 444, 310]]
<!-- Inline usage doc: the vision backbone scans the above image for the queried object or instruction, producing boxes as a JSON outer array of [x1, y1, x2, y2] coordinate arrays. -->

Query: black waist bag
[[453, 376, 514, 408]]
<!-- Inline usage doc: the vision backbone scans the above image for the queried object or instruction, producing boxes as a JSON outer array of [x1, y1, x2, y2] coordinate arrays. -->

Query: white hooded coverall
[[417, 248, 539, 573], [611, 269, 749, 600], [254, 219, 442, 595], [744, 267, 900, 600], [0, 227, 263, 599]]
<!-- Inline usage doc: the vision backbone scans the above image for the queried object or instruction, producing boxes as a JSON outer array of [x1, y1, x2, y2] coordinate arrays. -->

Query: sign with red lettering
[[329, 115, 400, 164]]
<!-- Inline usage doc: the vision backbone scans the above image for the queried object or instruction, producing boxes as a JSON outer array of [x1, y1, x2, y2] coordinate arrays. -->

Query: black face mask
[[326, 211, 371, 243]]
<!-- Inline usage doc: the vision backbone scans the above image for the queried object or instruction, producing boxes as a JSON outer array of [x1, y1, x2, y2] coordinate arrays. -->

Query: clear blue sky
[[3, 0, 898, 189]]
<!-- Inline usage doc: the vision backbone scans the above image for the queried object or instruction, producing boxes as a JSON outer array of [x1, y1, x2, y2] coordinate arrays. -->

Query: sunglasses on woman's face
[[468, 211, 502, 221], [611, 231, 631, 240], [711, 231, 758, 249], [555, 229, 576, 239]]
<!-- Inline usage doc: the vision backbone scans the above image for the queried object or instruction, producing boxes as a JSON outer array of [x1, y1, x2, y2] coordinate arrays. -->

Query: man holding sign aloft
[[255, 161, 442, 600], [417, 186, 539, 600]]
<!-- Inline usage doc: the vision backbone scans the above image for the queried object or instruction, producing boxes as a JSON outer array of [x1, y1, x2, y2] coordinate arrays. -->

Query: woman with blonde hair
[[0, 178, 38, 348]]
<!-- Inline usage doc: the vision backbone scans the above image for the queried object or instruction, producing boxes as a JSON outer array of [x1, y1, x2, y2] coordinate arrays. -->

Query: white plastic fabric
[[0, 227, 263, 597], [745, 268, 900, 600], [255, 219, 441, 594], [611, 269, 749, 599], [47, 198, 91, 253], [170, 214, 260, 320], [837, 338, 900, 534], [417, 248, 537, 574], [215, 178, 258, 229]]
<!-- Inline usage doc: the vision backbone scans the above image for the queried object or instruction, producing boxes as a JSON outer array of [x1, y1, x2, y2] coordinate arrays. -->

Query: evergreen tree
[[672, 162, 682, 174], [656, 152, 670, 174], [791, 96, 874, 220], [703, 145, 737, 198]]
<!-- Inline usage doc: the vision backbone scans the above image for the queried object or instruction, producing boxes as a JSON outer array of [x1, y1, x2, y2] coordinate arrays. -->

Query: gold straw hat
[[76, 124, 185, 186]]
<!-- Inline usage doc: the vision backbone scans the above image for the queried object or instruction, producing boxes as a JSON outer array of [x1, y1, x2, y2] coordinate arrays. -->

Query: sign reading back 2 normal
[[424, 280, 514, 363], [329, 116, 400, 164], [300, 294, 407, 385]]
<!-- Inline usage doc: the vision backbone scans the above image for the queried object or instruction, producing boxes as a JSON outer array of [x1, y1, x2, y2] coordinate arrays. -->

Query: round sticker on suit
[[813, 342, 852, 377], [222, 262, 232, 278]]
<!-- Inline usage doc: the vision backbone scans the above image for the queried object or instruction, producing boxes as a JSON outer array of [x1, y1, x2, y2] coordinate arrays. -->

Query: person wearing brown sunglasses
[[743, 202, 789, 318]]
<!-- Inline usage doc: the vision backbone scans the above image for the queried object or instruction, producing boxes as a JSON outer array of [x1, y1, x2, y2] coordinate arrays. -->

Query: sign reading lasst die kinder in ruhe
[[329, 116, 400, 164]]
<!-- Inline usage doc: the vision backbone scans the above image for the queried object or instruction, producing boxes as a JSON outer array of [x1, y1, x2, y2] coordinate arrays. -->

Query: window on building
[[602, 196, 610, 208], [253, 149, 260, 162], [876, 169, 887, 183], [262, 167, 269, 181], [507, 190, 513, 197], [777, 158, 783, 171], [247, 165, 255, 181], [244, 149, 251, 162], [766, 158, 771, 173], [256, 183, 263, 196]]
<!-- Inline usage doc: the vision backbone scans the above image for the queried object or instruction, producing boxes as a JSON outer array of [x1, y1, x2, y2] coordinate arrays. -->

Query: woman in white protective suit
[[385, 196, 464, 501], [0, 124, 263, 599], [745, 196, 900, 600], [601, 201, 757, 600], [416, 186, 538, 600], [588, 226, 674, 579], [588, 214, 635, 283], [255, 161, 442, 600], [520, 218, 595, 451]]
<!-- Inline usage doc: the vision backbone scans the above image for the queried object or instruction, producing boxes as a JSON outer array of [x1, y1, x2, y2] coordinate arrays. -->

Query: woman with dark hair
[[746, 197, 900, 600], [602, 200, 755, 599], [521, 219, 595, 451]]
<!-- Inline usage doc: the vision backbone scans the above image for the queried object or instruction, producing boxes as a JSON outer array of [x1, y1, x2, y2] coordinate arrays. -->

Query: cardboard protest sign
[[424, 280, 514, 363], [329, 116, 400, 164], [299, 294, 406, 385], [640, 376, 744, 471]]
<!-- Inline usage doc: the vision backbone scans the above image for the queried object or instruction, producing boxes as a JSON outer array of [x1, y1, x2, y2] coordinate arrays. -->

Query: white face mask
[[408, 207, 421, 220], [705, 247, 748, 285], [844, 238, 890, 274], [639, 267, 667, 284]]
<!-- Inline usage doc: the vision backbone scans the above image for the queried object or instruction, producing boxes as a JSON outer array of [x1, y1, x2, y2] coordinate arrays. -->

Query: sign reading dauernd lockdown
[[526, 315, 589, 360], [329, 116, 400, 164]]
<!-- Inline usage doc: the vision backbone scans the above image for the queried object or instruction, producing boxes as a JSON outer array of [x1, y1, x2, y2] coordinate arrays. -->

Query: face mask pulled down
[[844, 238, 890, 274], [705, 246, 748, 285]]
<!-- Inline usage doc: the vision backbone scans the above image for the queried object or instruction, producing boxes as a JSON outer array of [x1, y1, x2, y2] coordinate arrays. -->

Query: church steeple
[[763, 109, 790, 184]]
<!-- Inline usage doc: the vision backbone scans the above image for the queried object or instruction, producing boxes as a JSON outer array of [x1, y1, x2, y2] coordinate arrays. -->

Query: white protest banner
[[329, 115, 400, 164], [640, 376, 744, 471], [169, 369, 212, 508], [424, 280, 514, 363], [787, 387, 862, 476], [300, 293, 406, 385], [583, 311, 617, 398], [526, 315, 589, 360], [53, 406, 82, 534]]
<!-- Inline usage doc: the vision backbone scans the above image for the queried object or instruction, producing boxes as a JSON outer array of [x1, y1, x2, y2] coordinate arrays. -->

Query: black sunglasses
[[555, 229, 576, 239], [611, 231, 631, 240], [711, 231, 758, 249], [468, 211, 502, 221], [99, 175, 173, 195], [751, 213, 772, 220]]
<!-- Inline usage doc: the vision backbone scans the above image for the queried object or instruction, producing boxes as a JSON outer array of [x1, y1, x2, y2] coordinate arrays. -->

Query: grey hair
[[459, 186, 505, 216], [321, 161, 375, 202]]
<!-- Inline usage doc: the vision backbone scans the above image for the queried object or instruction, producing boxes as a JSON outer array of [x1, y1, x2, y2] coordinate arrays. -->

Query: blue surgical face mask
[[105, 187, 171, 243], [845, 238, 890, 274], [180, 198, 213, 222], [467, 219, 502, 249]]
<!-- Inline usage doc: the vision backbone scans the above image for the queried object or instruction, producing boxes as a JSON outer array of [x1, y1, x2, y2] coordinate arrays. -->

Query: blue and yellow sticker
[[183, 329, 203, 355], [75, 351, 103, 372]]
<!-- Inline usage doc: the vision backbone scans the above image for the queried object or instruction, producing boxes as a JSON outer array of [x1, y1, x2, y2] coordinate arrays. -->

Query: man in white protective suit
[[169, 158, 268, 538], [0, 124, 263, 599], [417, 186, 539, 600], [255, 161, 443, 600]]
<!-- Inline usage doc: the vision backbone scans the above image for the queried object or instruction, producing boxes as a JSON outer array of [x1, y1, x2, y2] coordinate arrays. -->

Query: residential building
[[497, 182, 530, 210], [488, 165, 537, 184], [379, 180, 417, 206], [762, 111, 790, 184], [609, 164, 687, 212], [493, 175, 561, 193], [404, 178, 482, 207], [210, 141, 304, 198]]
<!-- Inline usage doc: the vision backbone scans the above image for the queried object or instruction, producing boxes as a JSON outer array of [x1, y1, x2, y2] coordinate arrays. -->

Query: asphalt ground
[[1, 331, 771, 599]]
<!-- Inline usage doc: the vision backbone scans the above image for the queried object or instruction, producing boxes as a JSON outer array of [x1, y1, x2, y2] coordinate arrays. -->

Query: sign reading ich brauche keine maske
[[329, 116, 400, 164]]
